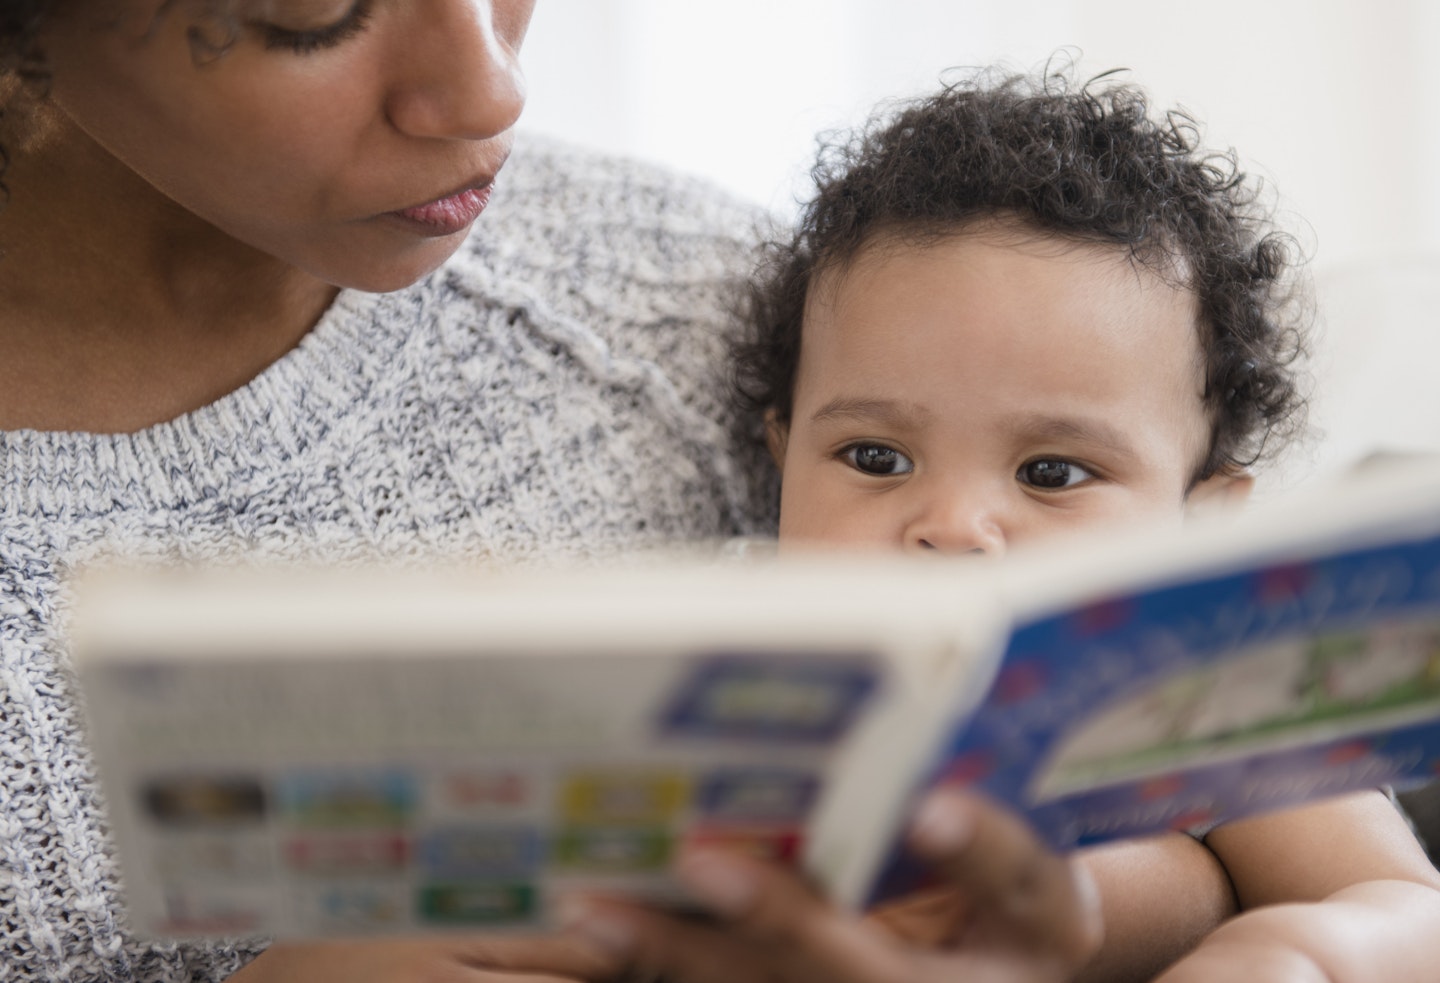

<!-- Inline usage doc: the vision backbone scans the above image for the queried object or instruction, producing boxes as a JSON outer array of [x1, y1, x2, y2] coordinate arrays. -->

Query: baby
[[571, 70, 1440, 982]]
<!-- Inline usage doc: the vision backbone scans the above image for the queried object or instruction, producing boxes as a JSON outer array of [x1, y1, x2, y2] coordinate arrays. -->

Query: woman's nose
[[384, 2, 529, 141], [903, 492, 1007, 557]]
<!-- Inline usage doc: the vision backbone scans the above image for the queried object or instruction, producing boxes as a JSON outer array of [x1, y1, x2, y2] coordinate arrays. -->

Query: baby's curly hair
[[734, 67, 1308, 482]]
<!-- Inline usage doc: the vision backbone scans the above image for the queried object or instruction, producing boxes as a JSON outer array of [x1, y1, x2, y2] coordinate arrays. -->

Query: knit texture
[[0, 135, 778, 981]]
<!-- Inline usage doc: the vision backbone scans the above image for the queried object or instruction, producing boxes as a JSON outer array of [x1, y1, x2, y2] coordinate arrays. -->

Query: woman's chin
[[312, 235, 471, 294]]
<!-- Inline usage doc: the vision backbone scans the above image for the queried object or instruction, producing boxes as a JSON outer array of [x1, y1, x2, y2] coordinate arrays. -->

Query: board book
[[69, 460, 1440, 938]]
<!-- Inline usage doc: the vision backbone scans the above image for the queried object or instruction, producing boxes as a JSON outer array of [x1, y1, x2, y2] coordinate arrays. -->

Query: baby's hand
[[561, 788, 1103, 983]]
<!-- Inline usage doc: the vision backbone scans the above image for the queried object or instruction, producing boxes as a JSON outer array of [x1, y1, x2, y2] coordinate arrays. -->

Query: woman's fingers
[[564, 897, 768, 983], [238, 935, 621, 983], [559, 790, 1104, 983], [907, 789, 1104, 966], [866, 885, 975, 946], [562, 850, 909, 983], [442, 933, 626, 979]]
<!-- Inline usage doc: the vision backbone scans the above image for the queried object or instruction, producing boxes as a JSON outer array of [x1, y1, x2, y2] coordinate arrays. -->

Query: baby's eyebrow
[[809, 397, 933, 428], [1010, 414, 1139, 457]]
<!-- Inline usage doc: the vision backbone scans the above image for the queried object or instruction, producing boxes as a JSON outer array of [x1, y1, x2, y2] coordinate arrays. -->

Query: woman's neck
[[0, 110, 339, 434]]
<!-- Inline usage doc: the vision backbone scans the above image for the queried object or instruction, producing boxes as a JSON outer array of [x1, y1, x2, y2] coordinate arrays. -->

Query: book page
[[73, 558, 993, 937]]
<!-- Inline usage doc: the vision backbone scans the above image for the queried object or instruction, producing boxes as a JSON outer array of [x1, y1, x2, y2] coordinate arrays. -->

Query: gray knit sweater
[[0, 136, 777, 982]]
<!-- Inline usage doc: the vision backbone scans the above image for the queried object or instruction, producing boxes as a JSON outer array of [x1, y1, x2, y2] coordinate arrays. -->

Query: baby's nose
[[905, 499, 1006, 557]]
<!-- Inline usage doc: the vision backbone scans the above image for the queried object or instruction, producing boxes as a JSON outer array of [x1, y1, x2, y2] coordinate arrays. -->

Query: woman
[[1, 1, 775, 979], [0, 3, 1155, 982]]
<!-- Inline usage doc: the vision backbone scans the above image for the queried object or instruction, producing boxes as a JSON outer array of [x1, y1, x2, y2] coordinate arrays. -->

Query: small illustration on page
[[1035, 616, 1440, 798]]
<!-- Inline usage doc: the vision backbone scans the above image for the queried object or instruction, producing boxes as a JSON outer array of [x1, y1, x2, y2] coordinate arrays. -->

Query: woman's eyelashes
[[257, 0, 375, 54], [841, 443, 914, 476], [1017, 458, 1096, 490]]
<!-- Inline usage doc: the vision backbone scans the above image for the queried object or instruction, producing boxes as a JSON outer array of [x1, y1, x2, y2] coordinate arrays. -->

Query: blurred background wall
[[519, 0, 1440, 493]]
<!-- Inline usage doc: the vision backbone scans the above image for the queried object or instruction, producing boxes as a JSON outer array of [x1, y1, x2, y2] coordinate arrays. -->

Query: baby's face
[[771, 224, 1243, 555]]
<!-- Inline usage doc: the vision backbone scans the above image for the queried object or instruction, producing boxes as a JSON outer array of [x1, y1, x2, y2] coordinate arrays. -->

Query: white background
[[520, 1, 1440, 491]]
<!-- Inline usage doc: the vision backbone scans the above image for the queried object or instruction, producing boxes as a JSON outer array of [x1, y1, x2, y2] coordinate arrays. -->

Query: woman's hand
[[560, 788, 1104, 983], [227, 934, 621, 983]]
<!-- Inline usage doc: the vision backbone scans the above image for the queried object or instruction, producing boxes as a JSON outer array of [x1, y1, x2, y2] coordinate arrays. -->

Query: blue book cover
[[848, 466, 1440, 907]]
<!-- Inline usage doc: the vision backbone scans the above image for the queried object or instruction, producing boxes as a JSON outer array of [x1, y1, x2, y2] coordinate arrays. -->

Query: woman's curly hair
[[0, 0, 49, 80], [733, 67, 1308, 482], [0, 1, 244, 196], [0, 0, 243, 72]]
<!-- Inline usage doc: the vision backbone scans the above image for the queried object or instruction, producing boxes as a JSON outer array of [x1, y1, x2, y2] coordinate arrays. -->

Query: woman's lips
[[389, 184, 493, 236]]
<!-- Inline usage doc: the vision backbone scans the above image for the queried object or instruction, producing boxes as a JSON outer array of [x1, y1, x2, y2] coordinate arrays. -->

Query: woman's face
[[39, 0, 534, 291]]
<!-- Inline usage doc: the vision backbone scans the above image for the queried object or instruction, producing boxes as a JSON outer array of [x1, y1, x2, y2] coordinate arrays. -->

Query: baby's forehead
[[819, 214, 1190, 292], [792, 224, 1216, 469], [808, 219, 1201, 336]]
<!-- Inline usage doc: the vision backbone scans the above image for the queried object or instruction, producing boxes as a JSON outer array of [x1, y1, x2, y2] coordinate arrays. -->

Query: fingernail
[[677, 850, 758, 916], [909, 792, 975, 853], [555, 898, 636, 956], [1072, 862, 1101, 911]]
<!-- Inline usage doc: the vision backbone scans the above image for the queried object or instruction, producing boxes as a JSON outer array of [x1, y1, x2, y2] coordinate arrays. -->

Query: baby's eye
[[1018, 458, 1094, 489], [843, 443, 915, 476]]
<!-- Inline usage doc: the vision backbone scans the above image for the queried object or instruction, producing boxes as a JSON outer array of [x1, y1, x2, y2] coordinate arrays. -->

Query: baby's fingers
[[907, 789, 1104, 967]]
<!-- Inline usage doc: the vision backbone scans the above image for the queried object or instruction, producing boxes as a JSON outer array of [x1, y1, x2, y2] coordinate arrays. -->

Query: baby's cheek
[[777, 506, 898, 552]]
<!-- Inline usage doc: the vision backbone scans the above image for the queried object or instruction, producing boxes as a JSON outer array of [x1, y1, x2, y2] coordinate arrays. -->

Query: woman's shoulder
[[417, 134, 780, 539], [427, 133, 779, 400], [454, 132, 775, 304], [495, 132, 768, 244]]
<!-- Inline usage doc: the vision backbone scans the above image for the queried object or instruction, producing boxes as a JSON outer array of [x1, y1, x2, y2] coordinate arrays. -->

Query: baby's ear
[[764, 409, 789, 472], [1185, 469, 1255, 517]]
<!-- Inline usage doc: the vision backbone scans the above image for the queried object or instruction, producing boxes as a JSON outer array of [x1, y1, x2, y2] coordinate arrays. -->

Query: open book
[[71, 460, 1440, 938]]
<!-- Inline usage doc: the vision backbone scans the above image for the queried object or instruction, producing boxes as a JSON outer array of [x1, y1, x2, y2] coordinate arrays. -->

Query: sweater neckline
[[1, 286, 412, 518]]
